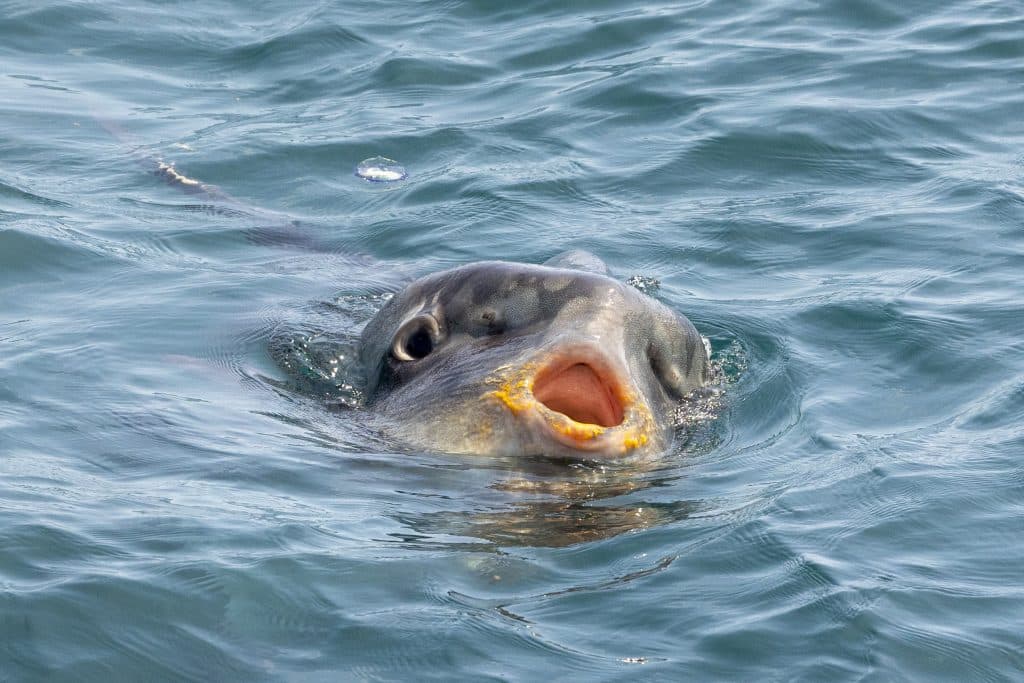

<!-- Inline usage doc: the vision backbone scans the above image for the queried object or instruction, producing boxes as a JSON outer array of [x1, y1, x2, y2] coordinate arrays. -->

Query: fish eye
[[403, 327, 433, 359], [391, 314, 442, 362]]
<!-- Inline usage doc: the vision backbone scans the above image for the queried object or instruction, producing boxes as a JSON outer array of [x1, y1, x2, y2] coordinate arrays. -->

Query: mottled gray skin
[[359, 251, 708, 459]]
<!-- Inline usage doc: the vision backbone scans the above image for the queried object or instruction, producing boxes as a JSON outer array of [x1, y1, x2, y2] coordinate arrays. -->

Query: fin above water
[[542, 249, 610, 275]]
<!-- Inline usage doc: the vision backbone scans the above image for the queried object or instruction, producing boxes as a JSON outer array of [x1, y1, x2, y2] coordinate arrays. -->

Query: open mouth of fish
[[488, 344, 656, 457]]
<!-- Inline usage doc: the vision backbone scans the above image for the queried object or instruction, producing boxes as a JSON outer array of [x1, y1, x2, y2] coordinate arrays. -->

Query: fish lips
[[488, 342, 663, 459]]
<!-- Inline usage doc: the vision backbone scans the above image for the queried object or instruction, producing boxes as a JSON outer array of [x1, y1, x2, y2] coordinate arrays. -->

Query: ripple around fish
[[315, 551, 630, 677], [261, 294, 392, 409], [692, 309, 801, 461], [427, 602, 664, 678], [338, 606, 597, 681], [263, 331, 365, 410], [775, 482, 925, 598], [445, 556, 679, 671]]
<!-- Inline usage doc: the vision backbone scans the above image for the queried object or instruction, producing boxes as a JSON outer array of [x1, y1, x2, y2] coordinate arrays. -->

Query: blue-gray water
[[2, 1, 1023, 680]]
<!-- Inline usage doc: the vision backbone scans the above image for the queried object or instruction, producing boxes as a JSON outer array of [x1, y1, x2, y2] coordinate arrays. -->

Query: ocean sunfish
[[359, 250, 708, 460]]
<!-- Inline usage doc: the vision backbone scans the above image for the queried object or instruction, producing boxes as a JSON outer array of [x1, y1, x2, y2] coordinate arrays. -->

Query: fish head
[[358, 258, 707, 460]]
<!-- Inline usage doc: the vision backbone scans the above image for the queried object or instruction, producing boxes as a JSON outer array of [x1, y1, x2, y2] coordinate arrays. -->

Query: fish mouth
[[488, 344, 656, 457], [533, 360, 625, 428]]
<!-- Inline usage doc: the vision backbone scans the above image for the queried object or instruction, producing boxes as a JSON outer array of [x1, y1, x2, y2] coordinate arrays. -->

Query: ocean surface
[[2, 0, 1023, 680]]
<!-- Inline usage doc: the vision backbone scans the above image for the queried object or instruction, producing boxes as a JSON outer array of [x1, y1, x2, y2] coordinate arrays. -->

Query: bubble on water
[[355, 156, 407, 183], [627, 274, 660, 294]]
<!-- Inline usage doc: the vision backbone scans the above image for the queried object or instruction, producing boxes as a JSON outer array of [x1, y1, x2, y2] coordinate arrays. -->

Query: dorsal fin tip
[[541, 250, 610, 275]]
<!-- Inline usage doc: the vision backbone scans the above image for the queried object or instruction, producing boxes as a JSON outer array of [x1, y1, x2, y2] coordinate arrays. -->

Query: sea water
[[2, 1, 1023, 679]]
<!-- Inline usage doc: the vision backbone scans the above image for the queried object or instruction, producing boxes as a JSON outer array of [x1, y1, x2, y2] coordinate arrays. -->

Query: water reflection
[[407, 498, 694, 548], [393, 455, 699, 548]]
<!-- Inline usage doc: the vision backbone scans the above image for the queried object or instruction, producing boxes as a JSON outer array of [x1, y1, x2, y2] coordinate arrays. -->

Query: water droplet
[[355, 156, 407, 183]]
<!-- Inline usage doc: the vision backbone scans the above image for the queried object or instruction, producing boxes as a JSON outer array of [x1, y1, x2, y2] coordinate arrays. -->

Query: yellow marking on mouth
[[551, 418, 605, 441], [622, 432, 649, 450], [489, 376, 534, 415]]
